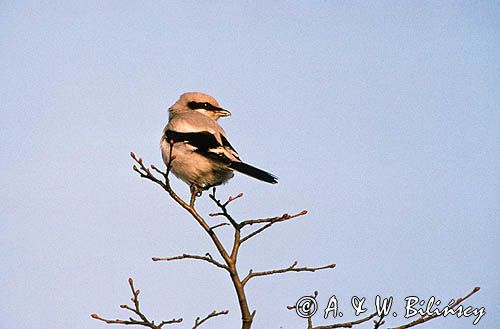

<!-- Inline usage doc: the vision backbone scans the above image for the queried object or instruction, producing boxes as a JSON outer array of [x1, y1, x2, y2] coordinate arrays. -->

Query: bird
[[160, 92, 277, 193]]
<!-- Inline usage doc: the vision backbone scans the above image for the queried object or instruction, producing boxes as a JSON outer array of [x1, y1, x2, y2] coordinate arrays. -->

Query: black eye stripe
[[187, 101, 221, 112]]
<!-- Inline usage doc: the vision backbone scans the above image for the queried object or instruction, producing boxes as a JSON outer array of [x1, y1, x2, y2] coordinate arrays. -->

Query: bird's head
[[169, 92, 231, 120]]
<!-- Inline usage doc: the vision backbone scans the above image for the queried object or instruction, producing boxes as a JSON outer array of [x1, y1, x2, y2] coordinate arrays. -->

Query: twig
[[209, 222, 230, 230], [240, 210, 308, 243], [239, 210, 307, 227], [313, 312, 378, 329], [373, 313, 385, 329], [389, 287, 481, 329], [192, 309, 229, 329], [131, 153, 166, 188], [242, 261, 336, 286], [91, 278, 183, 328], [226, 193, 244, 205], [150, 164, 167, 181], [152, 253, 229, 271], [165, 139, 175, 178], [208, 188, 240, 229]]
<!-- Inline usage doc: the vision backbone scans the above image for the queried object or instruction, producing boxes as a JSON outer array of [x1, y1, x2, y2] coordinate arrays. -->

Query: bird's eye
[[187, 101, 213, 111]]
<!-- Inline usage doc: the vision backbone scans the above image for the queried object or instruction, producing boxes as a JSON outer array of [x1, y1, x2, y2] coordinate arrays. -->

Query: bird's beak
[[217, 108, 231, 117]]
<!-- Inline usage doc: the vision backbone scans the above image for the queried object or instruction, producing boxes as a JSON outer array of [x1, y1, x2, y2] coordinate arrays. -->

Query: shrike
[[160, 92, 277, 191]]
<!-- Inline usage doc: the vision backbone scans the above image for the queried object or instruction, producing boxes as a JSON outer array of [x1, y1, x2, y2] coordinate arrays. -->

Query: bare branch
[[209, 222, 230, 230], [208, 188, 240, 229], [313, 312, 378, 329], [390, 287, 481, 329], [164, 138, 175, 178], [152, 253, 229, 271], [240, 210, 308, 227], [224, 192, 244, 206], [373, 313, 385, 329], [240, 210, 308, 243], [189, 188, 198, 208], [91, 278, 183, 328], [131, 152, 166, 188], [192, 309, 229, 329], [242, 261, 336, 286], [150, 164, 167, 181]]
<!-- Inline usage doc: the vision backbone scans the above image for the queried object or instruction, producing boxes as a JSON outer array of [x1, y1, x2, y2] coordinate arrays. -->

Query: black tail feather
[[229, 161, 278, 184]]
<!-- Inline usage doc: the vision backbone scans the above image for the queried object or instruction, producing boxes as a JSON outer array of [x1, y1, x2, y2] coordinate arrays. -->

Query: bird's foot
[[190, 185, 203, 197]]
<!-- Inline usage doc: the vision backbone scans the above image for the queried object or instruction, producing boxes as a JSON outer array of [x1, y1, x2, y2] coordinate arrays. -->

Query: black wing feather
[[220, 134, 238, 154], [165, 130, 220, 151], [165, 129, 232, 163]]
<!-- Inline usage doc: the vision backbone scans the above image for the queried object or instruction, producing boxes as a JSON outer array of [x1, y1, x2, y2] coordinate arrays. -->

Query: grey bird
[[160, 92, 278, 192]]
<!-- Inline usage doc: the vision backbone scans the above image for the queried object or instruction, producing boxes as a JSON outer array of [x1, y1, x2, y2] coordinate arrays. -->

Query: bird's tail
[[229, 161, 278, 184]]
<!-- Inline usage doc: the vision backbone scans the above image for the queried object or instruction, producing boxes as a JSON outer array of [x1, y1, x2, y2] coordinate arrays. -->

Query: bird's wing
[[218, 133, 240, 160], [165, 129, 240, 163], [166, 112, 241, 162]]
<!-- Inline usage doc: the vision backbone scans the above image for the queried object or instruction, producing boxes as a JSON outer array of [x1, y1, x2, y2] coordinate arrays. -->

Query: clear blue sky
[[1, 2, 498, 329]]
